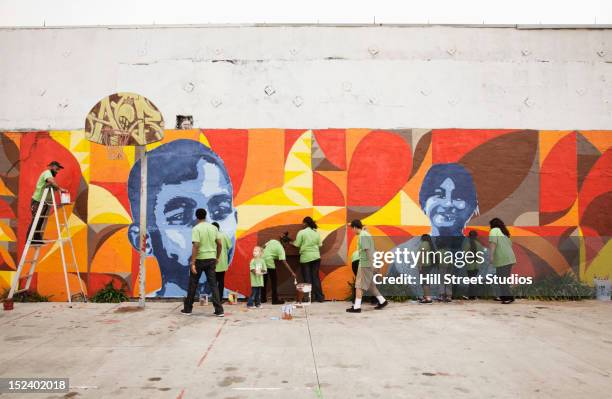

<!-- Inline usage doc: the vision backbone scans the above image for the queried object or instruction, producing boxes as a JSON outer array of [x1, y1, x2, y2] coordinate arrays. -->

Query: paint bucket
[[594, 278, 611, 301], [281, 304, 294, 320], [228, 292, 238, 305], [296, 283, 312, 305], [3, 299, 14, 311], [199, 294, 209, 306], [60, 192, 71, 205]]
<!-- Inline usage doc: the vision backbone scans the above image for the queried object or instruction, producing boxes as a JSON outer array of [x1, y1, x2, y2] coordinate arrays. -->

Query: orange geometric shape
[[234, 129, 286, 205]]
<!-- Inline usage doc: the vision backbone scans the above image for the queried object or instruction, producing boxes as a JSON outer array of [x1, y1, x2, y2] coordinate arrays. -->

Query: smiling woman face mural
[[127, 139, 237, 297], [419, 163, 478, 237]]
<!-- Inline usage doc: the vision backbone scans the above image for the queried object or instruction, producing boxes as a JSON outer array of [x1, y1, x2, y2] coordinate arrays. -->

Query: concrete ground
[[1, 300, 611, 399]]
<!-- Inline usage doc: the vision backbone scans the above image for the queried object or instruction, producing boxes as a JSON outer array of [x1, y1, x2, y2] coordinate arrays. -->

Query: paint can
[[281, 304, 293, 320], [199, 294, 209, 306], [60, 192, 71, 205], [228, 292, 238, 305], [594, 277, 610, 301], [3, 299, 14, 311]]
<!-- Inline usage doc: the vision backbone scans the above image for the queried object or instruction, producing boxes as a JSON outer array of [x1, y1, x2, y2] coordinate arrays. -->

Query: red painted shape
[[0, 199, 15, 218], [284, 129, 307, 160], [579, 149, 612, 217], [17, 133, 81, 253], [432, 129, 519, 163], [224, 233, 258, 296], [540, 132, 577, 214], [204, 129, 249, 197], [313, 172, 344, 206], [313, 129, 347, 169], [347, 130, 412, 206]]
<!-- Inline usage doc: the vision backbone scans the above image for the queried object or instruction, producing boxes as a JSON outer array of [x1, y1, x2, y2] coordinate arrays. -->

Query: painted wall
[[0, 129, 610, 300], [0, 26, 611, 130]]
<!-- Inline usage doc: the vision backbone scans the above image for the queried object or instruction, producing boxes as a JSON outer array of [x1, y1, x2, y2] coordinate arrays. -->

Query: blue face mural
[[128, 139, 237, 297], [419, 163, 478, 238]]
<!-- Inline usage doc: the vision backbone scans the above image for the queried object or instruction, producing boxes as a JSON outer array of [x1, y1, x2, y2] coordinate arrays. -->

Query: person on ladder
[[27, 161, 68, 245]]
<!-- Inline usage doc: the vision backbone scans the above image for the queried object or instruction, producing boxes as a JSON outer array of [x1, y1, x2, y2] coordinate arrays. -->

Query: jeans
[[216, 271, 225, 300], [184, 259, 223, 314], [247, 286, 262, 307], [496, 264, 514, 301], [262, 267, 280, 302], [301, 259, 324, 301]]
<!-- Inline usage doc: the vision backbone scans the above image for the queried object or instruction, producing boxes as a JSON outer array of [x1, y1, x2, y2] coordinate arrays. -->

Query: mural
[[0, 129, 610, 301]]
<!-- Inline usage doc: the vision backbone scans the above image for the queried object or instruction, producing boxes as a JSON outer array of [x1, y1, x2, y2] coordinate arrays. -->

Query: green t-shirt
[[263, 240, 286, 269], [358, 229, 374, 268], [250, 258, 266, 287], [462, 238, 485, 271], [191, 222, 219, 260], [293, 227, 322, 263], [418, 241, 433, 268], [351, 250, 359, 263], [489, 227, 516, 267], [215, 231, 232, 272], [32, 170, 53, 202]]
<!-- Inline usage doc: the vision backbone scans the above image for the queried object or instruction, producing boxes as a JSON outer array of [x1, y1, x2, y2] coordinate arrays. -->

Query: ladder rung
[[14, 288, 30, 294], [18, 273, 35, 280]]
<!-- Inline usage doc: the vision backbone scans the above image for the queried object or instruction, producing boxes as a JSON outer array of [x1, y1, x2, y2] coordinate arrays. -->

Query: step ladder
[[7, 186, 86, 303]]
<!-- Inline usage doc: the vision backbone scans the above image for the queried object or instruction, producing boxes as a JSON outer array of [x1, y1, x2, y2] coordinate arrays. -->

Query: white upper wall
[[0, 25, 611, 130]]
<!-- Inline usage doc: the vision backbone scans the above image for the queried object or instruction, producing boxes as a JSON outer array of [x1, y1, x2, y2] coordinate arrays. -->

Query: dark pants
[[301, 259, 324, 302], [247, 287, 262, 307], [216, 271, 225, 300], [27, 199, 49, 242], [262, 267, 280, 303], [467, 269, 479, 298], [184, 259, 223, 314], [496, 264, 514, 301]]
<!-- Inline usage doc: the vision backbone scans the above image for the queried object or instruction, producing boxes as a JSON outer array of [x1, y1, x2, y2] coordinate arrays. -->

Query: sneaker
[[501, 298, 515, 305], [374, 300, 389, 310], [346, 307, 361, 313], [418, 298, 433, 304], [461, 295, 470, 300], [247, 305, 255, 309], [256, 304, 262, 309], [214, 311, 225, 317], [181, 309, 192, 315], [494, 297, 502, 301]]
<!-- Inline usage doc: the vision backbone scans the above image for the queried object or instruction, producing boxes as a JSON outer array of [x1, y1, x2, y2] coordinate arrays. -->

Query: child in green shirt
[[248, 246, 267, 308]]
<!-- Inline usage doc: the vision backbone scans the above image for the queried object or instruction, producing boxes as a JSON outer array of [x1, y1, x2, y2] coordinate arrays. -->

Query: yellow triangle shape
[[294, 152, 311, 169]]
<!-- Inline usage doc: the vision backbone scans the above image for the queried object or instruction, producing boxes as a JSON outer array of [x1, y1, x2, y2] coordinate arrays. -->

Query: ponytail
[[303, 216, 318, 230]]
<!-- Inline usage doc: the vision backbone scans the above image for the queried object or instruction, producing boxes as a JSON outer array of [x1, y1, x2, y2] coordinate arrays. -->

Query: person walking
[[262, 233, 297, 304], [293, 217, 324, 302], [182, 208, 224, 316], [28, 161, 69, 245], [212, 222, 232, 302], [346, 220, 388, 313], [488, 218, 517, 304]]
